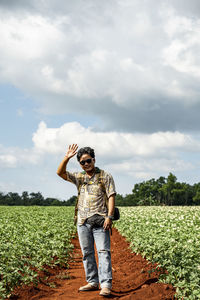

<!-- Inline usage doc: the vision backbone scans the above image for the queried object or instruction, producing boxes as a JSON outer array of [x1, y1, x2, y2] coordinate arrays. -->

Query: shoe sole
[[79, 287, 99, 292], [99, 291, 111, 297]]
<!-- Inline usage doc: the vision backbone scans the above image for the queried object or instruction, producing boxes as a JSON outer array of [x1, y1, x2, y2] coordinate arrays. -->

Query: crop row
[[0, 206, 76, 299], [114, 206, 200, 300]]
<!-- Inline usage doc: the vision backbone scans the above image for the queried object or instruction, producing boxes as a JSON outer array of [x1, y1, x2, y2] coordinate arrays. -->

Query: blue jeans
[[77, 222, 112, 289]]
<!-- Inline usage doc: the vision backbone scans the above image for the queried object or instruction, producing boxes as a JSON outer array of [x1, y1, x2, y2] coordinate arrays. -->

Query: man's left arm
[[103, 194, 115, 230]]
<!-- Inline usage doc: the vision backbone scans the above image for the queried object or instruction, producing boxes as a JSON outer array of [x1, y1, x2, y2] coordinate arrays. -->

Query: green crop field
[[115, 206, 200, 299], [1, 206, 200, 299], [0, 206, 76, 299]]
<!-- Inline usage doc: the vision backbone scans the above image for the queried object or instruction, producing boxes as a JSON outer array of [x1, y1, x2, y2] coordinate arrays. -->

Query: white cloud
[[1, 1, 200, 198], [0, 2, 200, 132], [0, 154, 17, 168], [0, 144, 41, 168], [31, 121, 200, 189], [107, 157, 193, 176], [32, 121, 200, 159], [1, 121, 200, 198], [162, 8, 200, 79], [3, 120, 198, 176]]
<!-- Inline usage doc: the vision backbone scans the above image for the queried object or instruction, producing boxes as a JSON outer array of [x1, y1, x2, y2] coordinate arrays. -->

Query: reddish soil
[[10, 228, 176, 300]]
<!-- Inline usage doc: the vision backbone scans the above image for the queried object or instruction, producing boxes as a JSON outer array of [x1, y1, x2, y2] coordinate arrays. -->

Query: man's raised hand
[[65, 144, 78, 159]]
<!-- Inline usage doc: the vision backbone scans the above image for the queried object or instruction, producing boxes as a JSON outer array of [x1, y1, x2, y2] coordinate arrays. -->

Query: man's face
[[79, 154, 95, 172]]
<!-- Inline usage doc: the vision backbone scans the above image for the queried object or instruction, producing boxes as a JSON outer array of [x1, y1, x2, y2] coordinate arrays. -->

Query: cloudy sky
[[1, 0, 200, 200]]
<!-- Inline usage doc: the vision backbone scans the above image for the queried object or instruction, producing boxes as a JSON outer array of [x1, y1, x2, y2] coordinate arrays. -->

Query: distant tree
[[51, 199, 61, 206], [66, 195, 77, 206], [123, 194, 139, 206], [193, 192, 200, 205], [43, 198, 59, 205], [0, 172, 200, 207], [115, 194, 124, 206], [29, 192, 44, 205], [0, 192, 7, 205], [7, 192, 22, 205], [21, 191, 30, 205], [160, 173, 177, 205]]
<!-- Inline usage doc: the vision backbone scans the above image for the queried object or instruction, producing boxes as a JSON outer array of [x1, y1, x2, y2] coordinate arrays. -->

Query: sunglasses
[[80, 158, 92, 166]]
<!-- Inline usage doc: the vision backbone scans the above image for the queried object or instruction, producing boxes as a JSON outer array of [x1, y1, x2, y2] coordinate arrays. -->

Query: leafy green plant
[[114, 206, 200, 299], [0, 206, 76, 299]]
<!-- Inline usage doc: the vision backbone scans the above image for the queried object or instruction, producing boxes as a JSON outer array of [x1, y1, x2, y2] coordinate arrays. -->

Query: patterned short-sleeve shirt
[[65, 167, 116, 225]]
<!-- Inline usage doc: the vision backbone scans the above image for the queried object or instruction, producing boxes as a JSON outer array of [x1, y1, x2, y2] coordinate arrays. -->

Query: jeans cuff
[[101, 283, 112, 289], [89, 281, 99, 287]]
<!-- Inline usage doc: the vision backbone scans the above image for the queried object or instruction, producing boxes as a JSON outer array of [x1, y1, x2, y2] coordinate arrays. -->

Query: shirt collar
[[81, 167, 101, 175]]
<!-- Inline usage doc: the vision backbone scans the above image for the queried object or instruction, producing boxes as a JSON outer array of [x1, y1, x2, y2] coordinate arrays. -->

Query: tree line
[[0, 191, 77, 206], [1, 173, 200, 206], [116, 173, 200, 206]]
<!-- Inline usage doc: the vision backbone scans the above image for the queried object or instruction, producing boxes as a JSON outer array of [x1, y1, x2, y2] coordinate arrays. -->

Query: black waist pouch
[[113, 207, 120, 220], [86, 214, 105, 229]]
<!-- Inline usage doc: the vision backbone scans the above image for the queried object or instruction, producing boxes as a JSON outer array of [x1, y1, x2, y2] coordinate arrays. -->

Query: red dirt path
[[10, 228, 176, 300]]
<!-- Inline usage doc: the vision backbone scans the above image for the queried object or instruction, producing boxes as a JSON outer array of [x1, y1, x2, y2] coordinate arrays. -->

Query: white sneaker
[[99, 287, 111, 297], [79, 283, 99, 291]]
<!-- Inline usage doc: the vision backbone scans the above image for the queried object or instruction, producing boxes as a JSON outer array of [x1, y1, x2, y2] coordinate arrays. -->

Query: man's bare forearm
[[108, 195, 115, 217], [57, 157, 69, 179], [103, 195, 115, 230]]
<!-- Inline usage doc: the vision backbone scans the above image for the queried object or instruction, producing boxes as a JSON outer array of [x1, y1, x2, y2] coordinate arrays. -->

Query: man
[[57, 144, 116, 297]]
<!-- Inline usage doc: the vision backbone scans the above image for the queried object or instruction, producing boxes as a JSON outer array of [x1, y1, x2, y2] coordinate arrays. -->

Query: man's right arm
[[57, 144, 78, 180], [56, 156, 70, 180]]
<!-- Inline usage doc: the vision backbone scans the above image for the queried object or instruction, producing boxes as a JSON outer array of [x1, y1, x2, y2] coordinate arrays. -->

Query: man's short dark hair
[[77, 147, 95, 162]]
